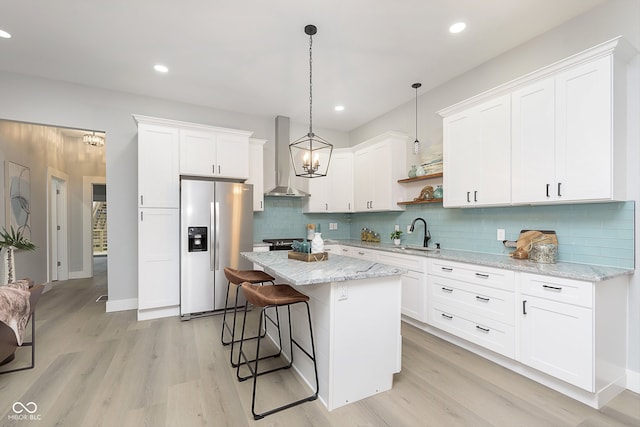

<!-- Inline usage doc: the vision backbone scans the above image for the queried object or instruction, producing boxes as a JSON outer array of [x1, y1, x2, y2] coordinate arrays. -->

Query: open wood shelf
[[397, 198, 443, 206], [397, 172, 443, 183]]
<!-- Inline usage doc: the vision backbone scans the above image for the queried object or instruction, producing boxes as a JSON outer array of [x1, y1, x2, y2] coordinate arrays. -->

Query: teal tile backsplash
[[253, 198, 635, 268]]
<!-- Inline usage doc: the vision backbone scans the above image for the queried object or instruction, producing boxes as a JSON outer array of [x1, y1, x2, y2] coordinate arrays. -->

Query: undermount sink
[[398, 245, 439, 252]]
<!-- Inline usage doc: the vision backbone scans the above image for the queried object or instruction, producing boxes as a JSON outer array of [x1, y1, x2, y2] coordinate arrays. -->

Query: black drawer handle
[[476, 325, 490, 333], [441, 267, 453, 272], [475, 273, 489, 279], [523, 300, 527, 315], [542, 284, 562, 292], [441, 313, 453, 320], [441, 287, 453, 293], [475, 296, 490, 302]]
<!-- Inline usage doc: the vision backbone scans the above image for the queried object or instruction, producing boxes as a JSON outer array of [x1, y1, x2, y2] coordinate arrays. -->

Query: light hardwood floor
[[1, 258, 638, 426]]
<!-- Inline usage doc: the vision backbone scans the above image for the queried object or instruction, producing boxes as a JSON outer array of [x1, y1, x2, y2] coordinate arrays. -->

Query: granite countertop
[[241, 250, 406, 286], [334, 240, 634, 282]]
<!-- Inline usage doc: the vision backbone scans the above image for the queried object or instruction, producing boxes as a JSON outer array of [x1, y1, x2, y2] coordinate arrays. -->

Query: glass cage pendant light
[[290, 24, 333, 178], [83, 131, 105, 147], [412, 82, 421, 155]]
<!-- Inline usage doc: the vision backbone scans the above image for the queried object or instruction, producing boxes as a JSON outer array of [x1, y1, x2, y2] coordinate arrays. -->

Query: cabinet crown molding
[[438, 36, 637, 118], [353, 131, 408, 150], [132, 114, 254, 137]]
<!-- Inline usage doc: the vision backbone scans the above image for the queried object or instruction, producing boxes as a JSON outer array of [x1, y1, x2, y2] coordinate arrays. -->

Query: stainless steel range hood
[[265, 116, 310, 197]]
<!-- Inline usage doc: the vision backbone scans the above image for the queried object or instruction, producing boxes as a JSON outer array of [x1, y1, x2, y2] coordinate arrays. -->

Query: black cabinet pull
[[467, 192, 470, 203], [546, 184, 550, 198], [441, 287, 453, 293], [474, 190, 478, 202], [441, 313, 453, 320], [140, 195, 144, 205], [557, 182, 562, 197], [476, 325, 490, 333], [542, 284, 562, 292], [475, 295, 490, 302], [475, 273, 489, 279], [522, 300, 527, 315], [441, 267, 453, 272]]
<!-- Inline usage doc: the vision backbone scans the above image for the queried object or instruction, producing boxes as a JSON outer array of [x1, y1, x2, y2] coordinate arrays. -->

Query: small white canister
[[529, 243, 557, 264]]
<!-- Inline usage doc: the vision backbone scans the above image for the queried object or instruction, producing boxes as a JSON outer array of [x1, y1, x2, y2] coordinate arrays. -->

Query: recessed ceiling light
[[154, 64, 169, 73], [334, 105, 345, 112], [0, 29, 11, 39], [449, 22, 466, 34]]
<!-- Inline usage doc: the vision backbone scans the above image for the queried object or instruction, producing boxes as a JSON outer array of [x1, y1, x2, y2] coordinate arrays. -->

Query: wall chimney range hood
[[264, 116, 310, 197]]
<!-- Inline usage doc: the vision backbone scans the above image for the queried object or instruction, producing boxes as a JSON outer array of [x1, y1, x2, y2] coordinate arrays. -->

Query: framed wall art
[[5, 161, 31, 238]]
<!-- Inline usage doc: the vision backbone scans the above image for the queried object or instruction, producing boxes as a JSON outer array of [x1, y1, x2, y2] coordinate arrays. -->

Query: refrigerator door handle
[[214, 201, 220, 271], [210, 202, 215, 271]]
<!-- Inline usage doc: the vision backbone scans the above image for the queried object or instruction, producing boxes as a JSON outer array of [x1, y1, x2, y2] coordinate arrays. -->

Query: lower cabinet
[[138, 208, 180, 319], [377, 252, 428, 323], [518, 273, 626, 393], [427, 259, 515, 358]]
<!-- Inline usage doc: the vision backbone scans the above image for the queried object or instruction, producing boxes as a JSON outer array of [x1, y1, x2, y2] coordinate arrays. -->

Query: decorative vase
[[311, 232, 324, 254], [433, 185, 443, 199], [393, 239, 401, 246], [415, 165, 426, 176], [0, 247, 16, 285], [408, 165, 417, 178]]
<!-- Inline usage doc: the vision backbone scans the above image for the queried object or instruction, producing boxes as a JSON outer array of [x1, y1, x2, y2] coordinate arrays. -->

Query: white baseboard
[[137, 305, 179, 321], [106, 298, 138, 313], [627, 369, 640, 393]]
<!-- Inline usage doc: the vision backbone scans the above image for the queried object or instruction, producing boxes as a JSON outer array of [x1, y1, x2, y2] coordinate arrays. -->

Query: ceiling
[[0, 0, 605, 132]]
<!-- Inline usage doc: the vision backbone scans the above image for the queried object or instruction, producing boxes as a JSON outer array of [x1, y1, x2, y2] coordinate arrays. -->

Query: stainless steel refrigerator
[[180, 178, 253, 319]]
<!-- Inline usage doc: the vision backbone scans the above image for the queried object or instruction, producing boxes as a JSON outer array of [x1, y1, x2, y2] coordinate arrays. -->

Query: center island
[[241, 250, 406, 411]]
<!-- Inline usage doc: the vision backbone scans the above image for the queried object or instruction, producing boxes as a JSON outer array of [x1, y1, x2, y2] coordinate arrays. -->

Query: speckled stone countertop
[[241, 250, 406, 286], [333, 240, 634, 282]]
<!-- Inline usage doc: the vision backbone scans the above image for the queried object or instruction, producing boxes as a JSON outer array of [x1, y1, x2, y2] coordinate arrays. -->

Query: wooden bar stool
[[236, 282, 319, 420], [221, 267, 276, 367]]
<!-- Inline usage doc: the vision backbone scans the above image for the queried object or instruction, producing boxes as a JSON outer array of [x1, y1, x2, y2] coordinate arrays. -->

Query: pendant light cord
[[308, 32, 313, 136]]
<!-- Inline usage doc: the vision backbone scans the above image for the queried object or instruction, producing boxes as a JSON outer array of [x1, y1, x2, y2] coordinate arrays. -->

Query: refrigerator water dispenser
[[187, 226, 208, 252]]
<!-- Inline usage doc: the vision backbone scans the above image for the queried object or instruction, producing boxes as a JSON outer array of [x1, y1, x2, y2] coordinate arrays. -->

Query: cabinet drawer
[[430, 276, 515, 325], [338, 247, 352, 257], [349, 248, 377, 261], [428, 259, 515, 291], [377, 252, 426, 272], [520, 273, 592, 308], [429, 303, 515, 358]]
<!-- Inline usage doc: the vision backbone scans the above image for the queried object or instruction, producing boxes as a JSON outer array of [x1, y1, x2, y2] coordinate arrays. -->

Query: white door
[[50, 177, 69, 281]]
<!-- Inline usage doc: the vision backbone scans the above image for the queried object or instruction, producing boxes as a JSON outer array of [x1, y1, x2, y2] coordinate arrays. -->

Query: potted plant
[[390, 230, 403, 246], [0, 226, 36, 285]]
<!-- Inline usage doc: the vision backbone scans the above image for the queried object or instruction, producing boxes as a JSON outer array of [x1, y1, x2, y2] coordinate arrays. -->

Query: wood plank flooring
[[1, 258, 638, 426]]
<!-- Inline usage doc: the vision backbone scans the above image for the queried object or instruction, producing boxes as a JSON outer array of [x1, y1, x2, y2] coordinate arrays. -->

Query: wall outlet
[[394, 224, 400, 231], [497, 229, 506, 241], [329, 222, 338, 230]]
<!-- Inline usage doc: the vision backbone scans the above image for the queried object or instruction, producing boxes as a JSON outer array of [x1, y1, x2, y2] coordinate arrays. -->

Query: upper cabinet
[[513, 56, 623, 203], [443, 95, 511, 207], [137, 122, 180, 208], [353, 132, 407, 212], [247, 138, 266, 211], [180, 128, 250, 179], [440, 36, 635, 207], [304, 149, 354, 213]]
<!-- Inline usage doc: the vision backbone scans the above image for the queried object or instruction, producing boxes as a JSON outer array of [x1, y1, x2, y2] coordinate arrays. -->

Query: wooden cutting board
[[516, 230, 558, 250]]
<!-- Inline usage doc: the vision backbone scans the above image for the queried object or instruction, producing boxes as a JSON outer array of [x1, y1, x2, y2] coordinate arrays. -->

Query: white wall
[[349, 0, 640, 388]]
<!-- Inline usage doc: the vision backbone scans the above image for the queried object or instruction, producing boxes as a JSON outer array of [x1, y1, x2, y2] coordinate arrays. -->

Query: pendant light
[[83, 131, 105, 147], [412, 82, 421, 155], [289, 24, 333, 178]]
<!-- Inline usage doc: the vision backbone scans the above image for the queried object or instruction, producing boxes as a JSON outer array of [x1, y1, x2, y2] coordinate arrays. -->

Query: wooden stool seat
[[223, 268, 274, 285], [241, 283, 309, 307]]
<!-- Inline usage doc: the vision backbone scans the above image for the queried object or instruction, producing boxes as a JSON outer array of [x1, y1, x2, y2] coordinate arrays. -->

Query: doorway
[[47, 169, 69, 282]]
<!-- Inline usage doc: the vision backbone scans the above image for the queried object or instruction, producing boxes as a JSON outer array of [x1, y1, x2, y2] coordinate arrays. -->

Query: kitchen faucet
[[410, 217, 431, 247]]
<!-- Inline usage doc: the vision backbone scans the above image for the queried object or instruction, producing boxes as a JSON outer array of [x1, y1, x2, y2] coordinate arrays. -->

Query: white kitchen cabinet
[[349, 247, 377, 261], [137, 123, 180, 208], [427, 259, 516, 357], [518, 273, 626, 394], [353, 132, 406, 212], [137, 208, 180, 320], [247, 138, 266, 211], [304, 149, 354, 213], [442, 95, 511, 207], [179, 128, 250, 179], [512, 55, 625, 204], [377, 252, 428, 323]]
